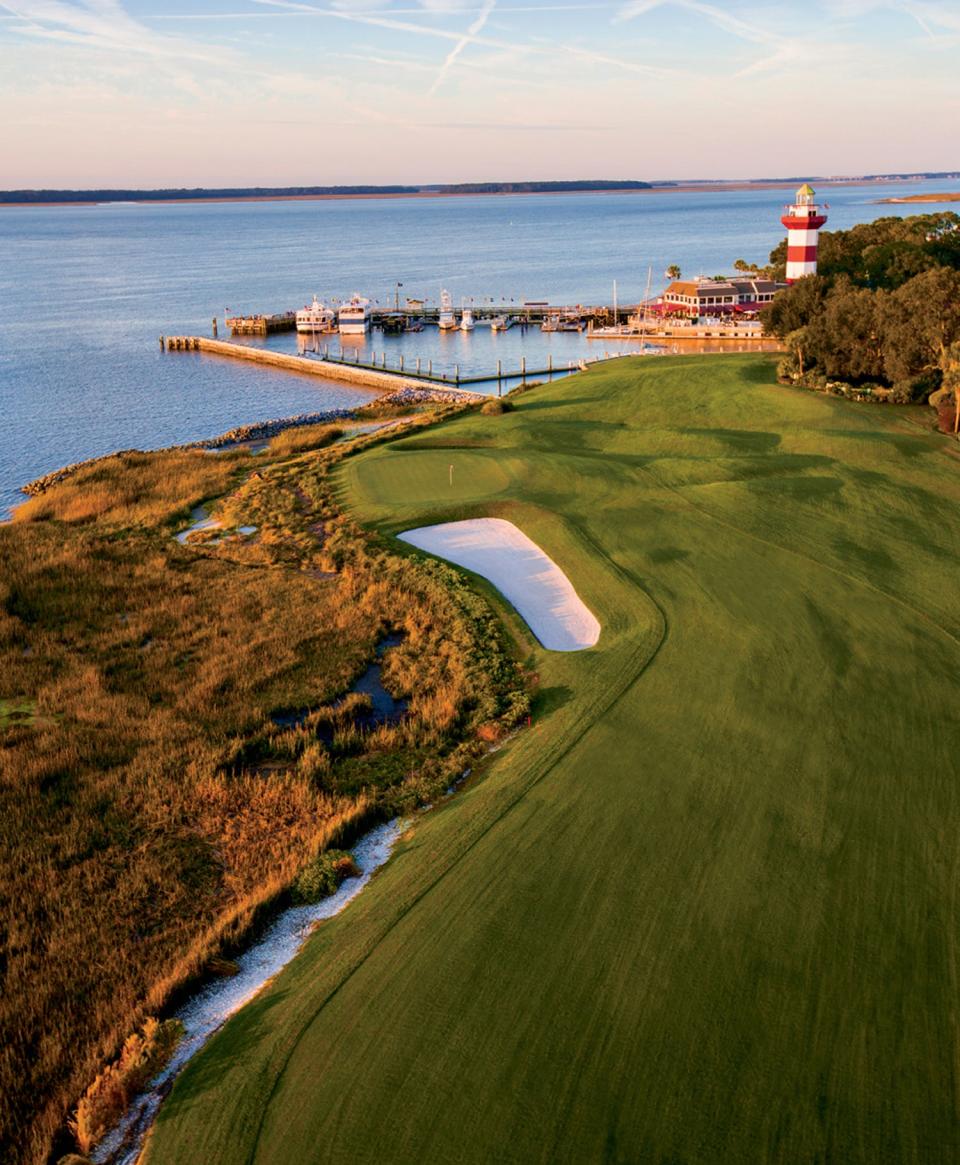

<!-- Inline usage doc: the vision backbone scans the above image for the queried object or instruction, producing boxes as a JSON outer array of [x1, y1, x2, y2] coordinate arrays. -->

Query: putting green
[[146, 355, 960, 1165], [347, 443, 517, 507]]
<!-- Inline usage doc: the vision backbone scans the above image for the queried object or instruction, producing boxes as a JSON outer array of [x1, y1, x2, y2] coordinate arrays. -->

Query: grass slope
[[146, 355, 960, 1165]]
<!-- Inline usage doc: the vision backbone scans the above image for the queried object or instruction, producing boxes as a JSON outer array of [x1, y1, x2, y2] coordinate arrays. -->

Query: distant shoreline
[[877, 192, 960, 204], [0, 177, 927, 209]]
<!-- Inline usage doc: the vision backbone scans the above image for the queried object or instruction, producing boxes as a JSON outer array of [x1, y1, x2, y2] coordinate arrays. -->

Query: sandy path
[[399, 518, 600, 652]]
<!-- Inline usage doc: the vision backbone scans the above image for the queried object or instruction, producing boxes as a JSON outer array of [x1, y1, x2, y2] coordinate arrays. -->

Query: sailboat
[[589, 279, 627, 338], [438, 289, 457, 330]]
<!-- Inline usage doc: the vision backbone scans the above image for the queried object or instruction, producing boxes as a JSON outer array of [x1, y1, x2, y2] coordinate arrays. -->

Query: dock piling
[[212, 317, 218, 338]]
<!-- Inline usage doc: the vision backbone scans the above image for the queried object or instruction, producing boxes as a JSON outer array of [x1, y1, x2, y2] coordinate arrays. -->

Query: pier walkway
[[160, 336, 611, 393]]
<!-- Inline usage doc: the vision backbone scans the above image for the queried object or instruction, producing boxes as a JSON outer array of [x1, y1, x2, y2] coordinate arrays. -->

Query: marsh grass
[[69, 1018, 183, 1155], [0, 409, 526, 1165], [266, 424, 344, 458]]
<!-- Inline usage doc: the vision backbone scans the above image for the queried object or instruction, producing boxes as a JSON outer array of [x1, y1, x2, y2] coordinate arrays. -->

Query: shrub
[[68, 1018, 183, 1155], [480, 399, 514, 416], [890, 371, 940, 404], [290, 850, 360, 904]]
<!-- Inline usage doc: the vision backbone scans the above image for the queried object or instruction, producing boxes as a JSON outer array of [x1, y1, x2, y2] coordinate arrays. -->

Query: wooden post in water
[[454, 363, 459, 384], [428, 359, 433, 376], [548, 353, 553, 374], [416, 356, 421, 375], [400, 355, 405, 372], [521, 355, 526, 379], [159, 336, 165, 351], [212, 317, 218, 338]]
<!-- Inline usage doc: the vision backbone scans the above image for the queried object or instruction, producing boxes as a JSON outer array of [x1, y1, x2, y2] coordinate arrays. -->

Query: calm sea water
[[1, 178, 956, 515]]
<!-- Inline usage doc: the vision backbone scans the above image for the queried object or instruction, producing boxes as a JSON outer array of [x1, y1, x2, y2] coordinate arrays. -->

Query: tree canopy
[[761, 212, 960, 402]]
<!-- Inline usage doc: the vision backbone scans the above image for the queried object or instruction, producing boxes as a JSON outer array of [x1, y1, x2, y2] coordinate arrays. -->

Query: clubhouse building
[[657, 276, 784, 318]]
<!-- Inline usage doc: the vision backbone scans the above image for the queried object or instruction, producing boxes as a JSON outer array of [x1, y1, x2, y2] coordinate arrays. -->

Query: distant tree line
[[432, 180, 652, 194], [760, 213, 960, 411], [1, 179, 652, 204], [0, 186, 420, 203]]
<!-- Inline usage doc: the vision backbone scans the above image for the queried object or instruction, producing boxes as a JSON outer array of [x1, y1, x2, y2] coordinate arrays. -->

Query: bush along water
[[291, 850, 360, 904]]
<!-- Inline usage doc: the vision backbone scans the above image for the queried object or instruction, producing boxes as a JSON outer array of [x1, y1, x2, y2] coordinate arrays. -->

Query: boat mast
[[640, 265, 652, 341], [613, 279, 618, 329]]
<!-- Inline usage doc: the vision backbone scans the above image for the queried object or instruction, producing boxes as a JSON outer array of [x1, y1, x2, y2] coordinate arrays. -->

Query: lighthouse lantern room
[[781, 183, 828, 283]]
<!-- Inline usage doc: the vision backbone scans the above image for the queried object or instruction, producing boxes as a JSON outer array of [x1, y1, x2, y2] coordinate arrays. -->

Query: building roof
[[665, 278, 740, 297], [730, 278, 780, 295]]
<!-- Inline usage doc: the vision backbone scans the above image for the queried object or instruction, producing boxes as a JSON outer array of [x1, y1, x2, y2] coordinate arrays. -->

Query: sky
[[0, 0, 958, 188]]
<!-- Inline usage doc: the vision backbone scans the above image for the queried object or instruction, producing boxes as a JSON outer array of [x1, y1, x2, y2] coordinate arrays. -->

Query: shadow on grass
[[648, 546, 690, 564], [679, 427, 782, 453], [533, 685, 574, 718], [822, 429, 937, 459], [512, 396, 597, 413]]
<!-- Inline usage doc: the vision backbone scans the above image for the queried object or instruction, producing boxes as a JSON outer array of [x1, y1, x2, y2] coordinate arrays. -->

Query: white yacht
[[490, 314, 512, 332], [438, 289, 457, 330], [338, 294, 371, 334], [296, 295, 336, 334], [460, 301, 475, 331]]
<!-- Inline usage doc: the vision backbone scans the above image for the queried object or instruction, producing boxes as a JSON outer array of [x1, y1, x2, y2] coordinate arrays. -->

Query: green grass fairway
[[146, 355, 960, 1165]]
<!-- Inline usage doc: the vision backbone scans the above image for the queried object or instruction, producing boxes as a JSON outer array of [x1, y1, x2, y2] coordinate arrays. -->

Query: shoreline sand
[[877, 192, 960, 204]]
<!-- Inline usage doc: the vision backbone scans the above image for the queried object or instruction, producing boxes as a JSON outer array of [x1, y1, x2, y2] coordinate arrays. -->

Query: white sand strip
[[399, 518, 600, 652]]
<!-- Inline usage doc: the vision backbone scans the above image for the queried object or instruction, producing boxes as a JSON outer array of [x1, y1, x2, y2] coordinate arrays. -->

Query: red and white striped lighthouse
[[781, 183, 828, 282]]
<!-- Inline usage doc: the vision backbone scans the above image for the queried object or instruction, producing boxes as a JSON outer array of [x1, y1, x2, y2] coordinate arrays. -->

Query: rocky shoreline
[[20, 388, 482, 497]]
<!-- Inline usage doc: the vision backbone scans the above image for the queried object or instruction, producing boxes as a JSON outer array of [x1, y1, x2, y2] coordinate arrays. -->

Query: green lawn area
[[145, 354, 960, 1165]]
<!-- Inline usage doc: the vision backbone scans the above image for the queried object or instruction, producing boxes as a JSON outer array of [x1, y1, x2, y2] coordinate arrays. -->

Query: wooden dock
[[218, 302, 774, 337], [225, 312, 297, 336]]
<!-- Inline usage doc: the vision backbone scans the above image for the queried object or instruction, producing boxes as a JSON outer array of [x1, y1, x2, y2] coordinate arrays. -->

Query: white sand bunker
[[399, 518, 600, 652]]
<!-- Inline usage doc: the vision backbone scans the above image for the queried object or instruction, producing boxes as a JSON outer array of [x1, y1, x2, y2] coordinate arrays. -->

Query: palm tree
[[942, 340, 960, 434], [666, 264, 681, 281]]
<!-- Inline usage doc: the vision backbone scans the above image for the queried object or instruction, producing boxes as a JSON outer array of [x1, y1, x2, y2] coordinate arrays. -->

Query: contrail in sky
[[428, 0, 496, 93]]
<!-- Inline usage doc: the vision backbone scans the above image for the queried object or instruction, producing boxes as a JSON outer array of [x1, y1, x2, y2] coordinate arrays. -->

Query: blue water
[[2, 177, 957, 515]]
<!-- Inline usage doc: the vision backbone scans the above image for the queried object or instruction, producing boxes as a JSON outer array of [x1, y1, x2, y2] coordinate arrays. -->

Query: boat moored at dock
[[460, 302, 475, 331], [438, 289, 457, 330], [490, 315, 512, 332], [339, 294, 371, 334], [542, 311, 583, 333], [296, 296, 336, 333]]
